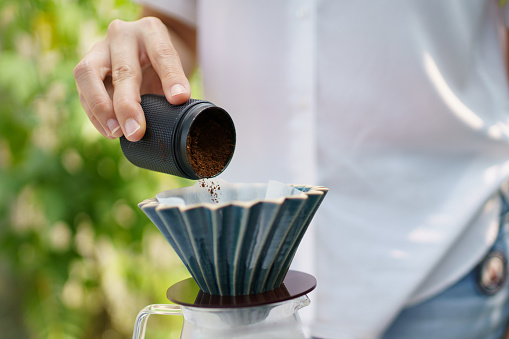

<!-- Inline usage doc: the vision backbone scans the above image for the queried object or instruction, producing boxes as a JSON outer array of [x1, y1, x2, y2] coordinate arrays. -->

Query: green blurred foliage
[[0, 0, 196, 338]]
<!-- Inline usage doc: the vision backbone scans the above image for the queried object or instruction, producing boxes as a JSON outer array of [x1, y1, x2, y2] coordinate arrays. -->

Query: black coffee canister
[[120, 94, 236, 179]]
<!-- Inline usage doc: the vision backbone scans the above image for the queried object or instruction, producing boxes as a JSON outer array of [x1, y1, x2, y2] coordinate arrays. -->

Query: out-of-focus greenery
[[0, 0, 196, 338]]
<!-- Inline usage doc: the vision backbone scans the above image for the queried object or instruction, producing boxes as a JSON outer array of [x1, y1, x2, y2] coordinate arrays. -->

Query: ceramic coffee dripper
[[134, 180, 328, 338]]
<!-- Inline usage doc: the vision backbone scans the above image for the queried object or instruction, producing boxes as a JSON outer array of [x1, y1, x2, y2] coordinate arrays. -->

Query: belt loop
[[500, 180, 509, 204], [499, 182, 509, 217]]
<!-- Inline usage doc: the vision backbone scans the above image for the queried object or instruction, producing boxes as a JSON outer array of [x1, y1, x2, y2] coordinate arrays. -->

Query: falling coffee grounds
[[199, 179, 221, 203], [186, 109, 235, 178]]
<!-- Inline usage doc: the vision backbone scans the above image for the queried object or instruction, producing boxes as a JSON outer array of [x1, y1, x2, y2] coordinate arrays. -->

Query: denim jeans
[[313, 194, 509, 339], [380, 194, 509, 339]]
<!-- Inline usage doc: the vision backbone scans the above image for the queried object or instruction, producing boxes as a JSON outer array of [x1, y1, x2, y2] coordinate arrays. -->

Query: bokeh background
[[0, 0, 198, 337]]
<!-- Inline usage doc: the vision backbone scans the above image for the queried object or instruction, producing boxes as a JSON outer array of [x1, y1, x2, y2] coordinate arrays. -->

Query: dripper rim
[[138, 183, 328, 212]]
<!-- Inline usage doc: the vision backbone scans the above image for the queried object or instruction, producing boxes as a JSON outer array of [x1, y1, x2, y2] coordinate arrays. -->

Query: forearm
[[141, 6, 197, 77]]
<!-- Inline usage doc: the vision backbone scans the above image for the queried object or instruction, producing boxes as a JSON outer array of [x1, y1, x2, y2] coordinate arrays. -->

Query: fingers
[[74, 41, 123, 139], [78, 91, 113, 139], [74, 17, 191, 141], [108, 20, 145, 141], [139, 17, 191, 105]]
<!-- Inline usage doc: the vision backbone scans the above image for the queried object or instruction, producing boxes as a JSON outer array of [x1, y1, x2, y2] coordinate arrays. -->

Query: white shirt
[[137, 1, 509, 338]]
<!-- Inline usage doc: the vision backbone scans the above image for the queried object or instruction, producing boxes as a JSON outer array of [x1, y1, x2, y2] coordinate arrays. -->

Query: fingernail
[[106, 119, 121, 136], [170, 84, 187, 96], [125, 118, 140, 137]]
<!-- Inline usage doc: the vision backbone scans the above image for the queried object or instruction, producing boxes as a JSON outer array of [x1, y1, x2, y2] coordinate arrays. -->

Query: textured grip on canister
[[120, 94, 200, 177]]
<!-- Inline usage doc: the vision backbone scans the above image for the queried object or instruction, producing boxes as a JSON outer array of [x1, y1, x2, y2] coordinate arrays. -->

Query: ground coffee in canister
[[187, 110, 236, 178]]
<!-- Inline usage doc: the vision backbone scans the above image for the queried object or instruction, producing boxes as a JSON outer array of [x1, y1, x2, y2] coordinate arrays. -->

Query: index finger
[[140, 17, 191, 105], [109, 21, 145, 141]]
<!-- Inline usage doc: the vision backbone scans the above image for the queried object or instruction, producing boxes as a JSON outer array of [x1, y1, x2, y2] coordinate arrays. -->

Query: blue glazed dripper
[[138, 180, 327, 296]]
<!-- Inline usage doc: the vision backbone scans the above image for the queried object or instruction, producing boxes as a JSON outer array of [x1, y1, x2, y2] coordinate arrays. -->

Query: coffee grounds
[[199, 179, 221, 203], [186, 109, 235, 178]]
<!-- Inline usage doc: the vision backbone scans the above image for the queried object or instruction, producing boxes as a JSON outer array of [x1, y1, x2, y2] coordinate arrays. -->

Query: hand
[[73, 17, 191, 141]]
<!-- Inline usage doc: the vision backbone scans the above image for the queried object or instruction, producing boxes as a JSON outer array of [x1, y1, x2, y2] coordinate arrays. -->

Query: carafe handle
[[132, 304, 183, 339], [295, 295, 311, 312]]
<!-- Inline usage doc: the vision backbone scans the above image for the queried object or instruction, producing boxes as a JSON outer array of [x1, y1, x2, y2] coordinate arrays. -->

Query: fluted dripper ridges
[[139, 180, 327, 296]]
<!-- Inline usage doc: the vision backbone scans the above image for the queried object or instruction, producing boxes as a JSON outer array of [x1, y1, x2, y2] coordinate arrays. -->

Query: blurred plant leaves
[[0, 0, 193, 338]]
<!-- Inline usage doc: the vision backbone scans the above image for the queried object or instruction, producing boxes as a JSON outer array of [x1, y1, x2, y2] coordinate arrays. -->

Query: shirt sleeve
[[134, 0, 197, 27]]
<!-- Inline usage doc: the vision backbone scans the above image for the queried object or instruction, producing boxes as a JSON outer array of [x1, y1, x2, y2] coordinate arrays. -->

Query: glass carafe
[[133, 295, 310, 339]]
